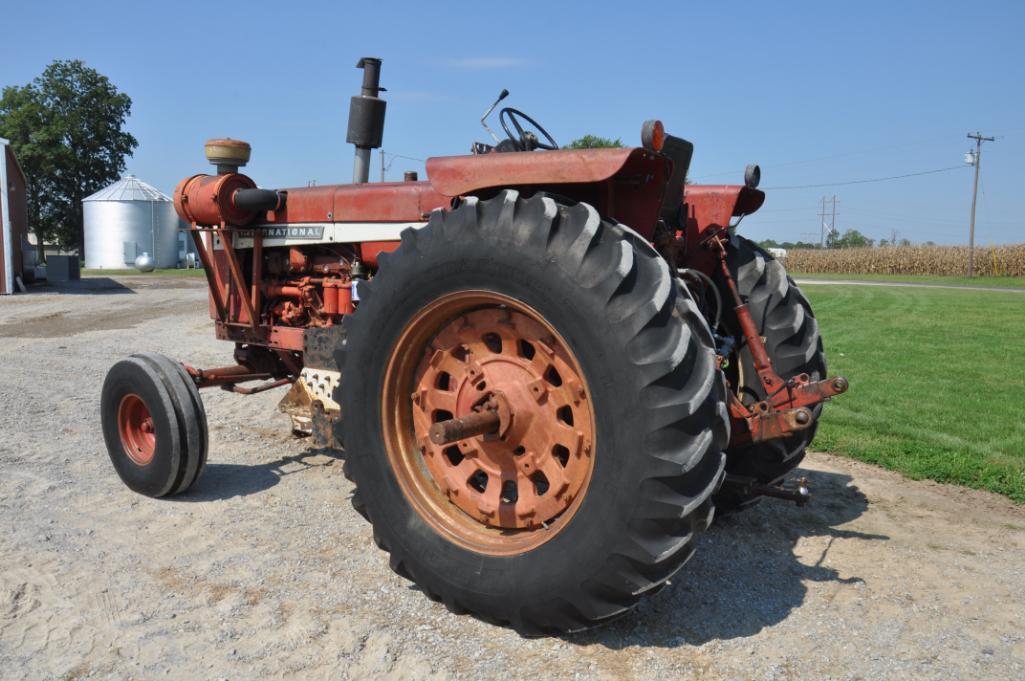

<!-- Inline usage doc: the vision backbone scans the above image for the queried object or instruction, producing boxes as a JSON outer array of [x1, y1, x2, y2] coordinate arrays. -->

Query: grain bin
[[83, 176, 184, 269]]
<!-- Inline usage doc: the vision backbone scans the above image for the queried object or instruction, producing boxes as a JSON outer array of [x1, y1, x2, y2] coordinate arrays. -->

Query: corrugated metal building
[[83, 175, 190, 269], [0, 137, 28, 295]]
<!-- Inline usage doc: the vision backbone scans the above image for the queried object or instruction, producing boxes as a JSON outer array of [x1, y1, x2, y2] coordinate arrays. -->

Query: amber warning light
[[641, 120, 665, 152]]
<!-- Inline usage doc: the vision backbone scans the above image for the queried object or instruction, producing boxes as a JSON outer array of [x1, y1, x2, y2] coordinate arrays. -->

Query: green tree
[[828, 228, 874, 249], [759, 238, 821, 250], [826, 228, 840, 248], [0, 60, 137, 253], [564, 135, 623, 149]]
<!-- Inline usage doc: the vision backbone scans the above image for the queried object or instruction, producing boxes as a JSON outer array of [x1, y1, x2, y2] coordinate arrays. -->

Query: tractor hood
[[426, 148, 654, 197]]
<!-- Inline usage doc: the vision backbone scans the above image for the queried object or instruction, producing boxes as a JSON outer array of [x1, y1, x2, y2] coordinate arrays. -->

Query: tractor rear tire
[[716, 236, 827, 511], [101, 353, 208, 497], [339, 190, 728, 634]]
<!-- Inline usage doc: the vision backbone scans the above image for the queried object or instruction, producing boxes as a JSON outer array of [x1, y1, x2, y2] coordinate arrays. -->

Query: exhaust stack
[[347, 57, 386, 184]]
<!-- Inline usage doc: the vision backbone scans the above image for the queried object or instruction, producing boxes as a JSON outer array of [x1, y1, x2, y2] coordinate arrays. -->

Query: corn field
[[783, 244, 1025, 277]]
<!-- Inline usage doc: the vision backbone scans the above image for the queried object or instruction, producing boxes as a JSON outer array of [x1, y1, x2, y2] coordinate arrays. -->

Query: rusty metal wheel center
[[117, 393, 156, 466], [382, 292, 597, 554], [412, 307, 594, 530]]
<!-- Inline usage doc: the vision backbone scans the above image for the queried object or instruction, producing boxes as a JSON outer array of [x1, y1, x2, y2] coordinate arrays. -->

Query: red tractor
[[101, 58, 847, 634]]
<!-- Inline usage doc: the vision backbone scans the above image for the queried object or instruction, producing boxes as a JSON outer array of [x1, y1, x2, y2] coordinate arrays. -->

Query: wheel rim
[[117, 393, 156, 466], [381, 291, 596, 556]]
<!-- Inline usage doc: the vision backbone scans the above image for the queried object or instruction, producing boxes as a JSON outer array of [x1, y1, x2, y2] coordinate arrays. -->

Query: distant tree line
[[758, 239, 823, 250], [759, 229, 939, 251]]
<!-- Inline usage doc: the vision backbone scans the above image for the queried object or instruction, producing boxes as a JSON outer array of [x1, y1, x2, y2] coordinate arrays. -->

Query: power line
[[749, 204, 1019, 225], [843, 207, 1020, 226], [763, 165, 966, 191], [385, 152, 426, 164], [690, 125, 1024, 182], [689, 128, 972, 181], [754, 205, 824, 214], [746, 215, 992, 238], [379, 150, 427, 181]]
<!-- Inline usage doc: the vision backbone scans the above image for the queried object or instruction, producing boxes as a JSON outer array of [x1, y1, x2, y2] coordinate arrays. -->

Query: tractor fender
[[684, 184, 766, 231], [426, 147, 659, 197], [681, 184, 766, 272]]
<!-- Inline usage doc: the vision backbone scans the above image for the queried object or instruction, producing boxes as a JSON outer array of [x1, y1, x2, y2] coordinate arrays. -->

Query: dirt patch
[[1, 276, 1023, 680], [0, 276, 206, 338], [0, 299, 200, 338]]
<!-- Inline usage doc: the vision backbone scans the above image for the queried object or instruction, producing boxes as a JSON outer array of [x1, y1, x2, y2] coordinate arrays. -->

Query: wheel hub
[[411, 307, 594, 530], [117, 393, 156, 466]]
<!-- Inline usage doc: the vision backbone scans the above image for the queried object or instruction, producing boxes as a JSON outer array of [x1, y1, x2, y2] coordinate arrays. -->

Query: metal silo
[[83, 175, 184, 269]]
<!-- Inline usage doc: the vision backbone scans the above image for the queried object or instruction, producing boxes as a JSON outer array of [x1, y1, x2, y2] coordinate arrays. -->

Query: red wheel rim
[[381, 291, 596, 556], [117, 393, 156, 466]]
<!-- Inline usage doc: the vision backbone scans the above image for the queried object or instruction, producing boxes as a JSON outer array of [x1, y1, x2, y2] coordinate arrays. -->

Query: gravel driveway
[[1, 275, 1023, 680]]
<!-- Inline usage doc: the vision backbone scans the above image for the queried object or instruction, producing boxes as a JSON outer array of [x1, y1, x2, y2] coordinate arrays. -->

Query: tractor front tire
[[101, 353, 208, 497], [716, 236, 827, 511], [339, 190, 728, 634]]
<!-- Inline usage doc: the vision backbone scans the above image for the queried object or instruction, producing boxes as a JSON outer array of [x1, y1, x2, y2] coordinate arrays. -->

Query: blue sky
[[1, 0, 1022, 245]]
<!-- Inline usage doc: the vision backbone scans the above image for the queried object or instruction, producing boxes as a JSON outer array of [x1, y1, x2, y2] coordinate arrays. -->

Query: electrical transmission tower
[[819, 195, 838, 247]]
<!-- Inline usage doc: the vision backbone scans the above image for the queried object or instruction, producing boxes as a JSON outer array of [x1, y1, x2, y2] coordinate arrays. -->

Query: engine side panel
[[271, 182, 448, 224]]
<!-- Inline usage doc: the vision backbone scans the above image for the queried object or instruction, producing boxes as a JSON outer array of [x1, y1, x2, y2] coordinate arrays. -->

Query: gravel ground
[[1, 275, 1024, 680]]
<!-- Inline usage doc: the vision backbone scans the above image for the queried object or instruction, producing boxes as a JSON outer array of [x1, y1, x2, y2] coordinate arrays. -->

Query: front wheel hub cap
[[117, 393, 156, 465]]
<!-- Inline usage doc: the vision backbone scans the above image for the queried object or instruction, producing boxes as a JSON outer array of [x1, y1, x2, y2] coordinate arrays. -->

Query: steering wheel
[[499, 108, 559, 151]]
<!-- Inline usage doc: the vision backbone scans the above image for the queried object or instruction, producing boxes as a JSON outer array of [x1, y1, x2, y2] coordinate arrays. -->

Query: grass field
[[795, 272, 1025, 289], [804, 283, 1025, 502]]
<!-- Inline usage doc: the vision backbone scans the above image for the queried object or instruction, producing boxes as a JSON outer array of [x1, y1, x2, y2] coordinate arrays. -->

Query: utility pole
[[966, 132, 994, 277], [380, 149, 386, 183]]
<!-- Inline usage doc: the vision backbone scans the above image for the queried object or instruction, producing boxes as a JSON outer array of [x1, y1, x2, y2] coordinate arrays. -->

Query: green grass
[[794, 272, 1025, 289], [804, 284, 1025, 502], [81, 268, 206, 277]]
